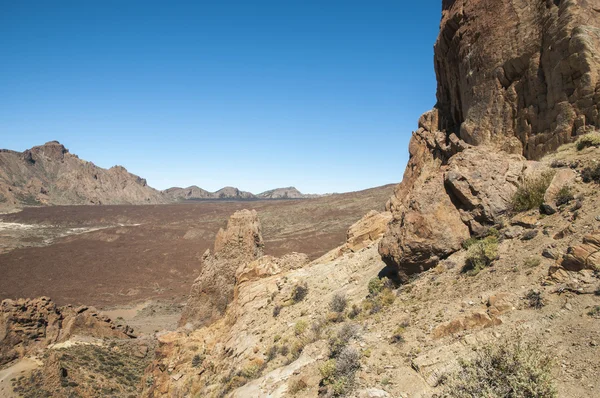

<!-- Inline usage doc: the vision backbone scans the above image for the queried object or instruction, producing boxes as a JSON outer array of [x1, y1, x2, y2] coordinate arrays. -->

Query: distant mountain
[[163, 185, 320, 201], [0, 141, 168, 208], [257, 187, 320, 199]]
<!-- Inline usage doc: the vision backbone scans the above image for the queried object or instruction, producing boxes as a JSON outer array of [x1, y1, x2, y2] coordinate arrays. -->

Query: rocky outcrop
[[345, 210, 392, 253], [435, 0, 600, 158], [0, 141, 168, 208], [179, 209, 264, 328], [380, 0, 600, 280], [0, 297, 132, 366], [558, 232, 600, 272]]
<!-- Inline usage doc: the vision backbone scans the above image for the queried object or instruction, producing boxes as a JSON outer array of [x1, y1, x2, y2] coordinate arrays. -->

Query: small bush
[[524, 256, 541, 268], [291, 283, 309, 303], [440, 339, 556, 398], [192, 354, 204, 368], [310, 317, 326, 339], [288, 377, 308, 394], [329, 292, 347, 313], [511, 172, 554, 212], [319, 347, 361, 396], [294, 320, 308, 336], [279, 345, 289, 356], [588, 306, 600, 318], [273, 305, 282, 317], [266, 345, 278, 362], [526, 290, 545, 309], [463, 237, 498, 276], [335, 346, 361, 378], [576, 132, 600, 151], [390, 327, 405, 344], [368, 277, 384, 295], [329, 323, 360, 358], [581, 164, 600, 183], [347, 304, 361, 319], [555, 186, 574, 207]]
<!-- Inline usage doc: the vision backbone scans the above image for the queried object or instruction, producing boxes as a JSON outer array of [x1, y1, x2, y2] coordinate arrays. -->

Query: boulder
[[444, 147, 526, 226], [560, 232, 600, 272], [544, 169, 576, 205], [345, 210, 392, 252], [180, 210, 264, 328]]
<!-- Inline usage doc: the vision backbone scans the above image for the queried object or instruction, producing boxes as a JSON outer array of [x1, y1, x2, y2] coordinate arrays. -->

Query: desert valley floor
[[0, 185, 394, 331]]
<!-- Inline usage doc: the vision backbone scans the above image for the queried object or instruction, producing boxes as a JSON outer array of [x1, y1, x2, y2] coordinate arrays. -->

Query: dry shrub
[[576, 132, 600, 150], [440, 339, 556, 398], [329, 292, 347, 313]]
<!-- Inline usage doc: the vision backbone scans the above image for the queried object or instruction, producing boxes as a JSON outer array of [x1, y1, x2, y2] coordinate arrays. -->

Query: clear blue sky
[[1, 1, 440, 194]]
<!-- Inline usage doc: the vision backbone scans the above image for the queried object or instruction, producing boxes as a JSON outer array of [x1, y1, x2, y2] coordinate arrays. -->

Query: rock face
[[0, 297, 132, 366], [179, 209, 264, 328], [435, 0, 600, 158], [0, 141, 167, 208], [380, 0, 600, 279], [345, 210, 393, 253]]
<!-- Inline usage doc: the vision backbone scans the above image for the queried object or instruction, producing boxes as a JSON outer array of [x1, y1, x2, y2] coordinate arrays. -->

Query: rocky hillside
[[164, 185, 319, 201], [0, 141, 168, 209]]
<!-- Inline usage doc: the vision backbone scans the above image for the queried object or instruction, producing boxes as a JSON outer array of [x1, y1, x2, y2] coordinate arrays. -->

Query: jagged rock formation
[[0, 297, 133, 366], [380, 0, 600, 279], [0, 141, 167, 208], [435, 0, 600, 158], [179, 209, 264, 328], [163, 185, 318, 201]]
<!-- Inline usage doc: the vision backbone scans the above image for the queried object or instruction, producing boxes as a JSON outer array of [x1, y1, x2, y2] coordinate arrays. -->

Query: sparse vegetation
[[288, 377, 308, 394], [328, 323, 360, 358], [463, 236, 499, 276], [524, 256, 541, 268], [440, 339, 557, 398], [329, 292, 347, 313], [192, 353, 205, 368], [273, 305, 282, 317], [347, 304, 361, 319], [390, 326, 405, 344], [291, 283, 309, 303], [581, 164, 600, 183], [319, 346, 361, 396], [588, 306, 600, 318], [575, 132, 600, 151], [294, 320, 308, 336], [511, 171, 554, 212], [526, 290, 545, 309], [555, 186, 574, 207]]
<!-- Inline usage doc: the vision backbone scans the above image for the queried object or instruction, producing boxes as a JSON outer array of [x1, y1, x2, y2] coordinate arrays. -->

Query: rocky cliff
[[379, 0, 600, 279], [0, 141, 168, 208], [434, 0, 599, 158]]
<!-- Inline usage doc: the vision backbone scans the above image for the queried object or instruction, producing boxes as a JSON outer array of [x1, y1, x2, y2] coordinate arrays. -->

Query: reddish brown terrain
[[0, 185, 394, 308]]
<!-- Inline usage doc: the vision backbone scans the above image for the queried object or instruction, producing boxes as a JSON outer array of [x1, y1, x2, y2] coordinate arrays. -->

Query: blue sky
[[0, 1, 441, 194]]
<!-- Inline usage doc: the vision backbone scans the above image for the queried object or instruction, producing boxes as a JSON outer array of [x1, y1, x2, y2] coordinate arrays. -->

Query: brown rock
[[444, 147, 526, 226], [345, 210, 392, 252], [435, 1, 600, 158], [560, 232, 600, 272], [433, 311, 502, 339], [544, 169, 576, 204], [487, 293, 516, 315], [0, 297, 131, 366], [179, 210, 264, 328]]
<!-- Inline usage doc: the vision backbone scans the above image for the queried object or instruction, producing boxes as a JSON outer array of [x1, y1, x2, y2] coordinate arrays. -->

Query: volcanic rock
[[179, 209, 264, 328]]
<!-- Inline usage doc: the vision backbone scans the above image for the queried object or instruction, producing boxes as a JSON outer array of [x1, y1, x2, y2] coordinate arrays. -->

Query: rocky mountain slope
[[0, 141, 168, 209], [164, 185, 319, 201]]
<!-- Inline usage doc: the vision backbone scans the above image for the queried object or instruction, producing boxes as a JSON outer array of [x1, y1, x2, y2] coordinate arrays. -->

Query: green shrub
[[511, 172, 554, 212], [329, 292, 347, 313], [347, 304, 361, 319], [368, 277, 384, 295], [463, 237, 498, 276], [440, 339, 557, 398], [294, 320, 308, 336], [524, 256, 541, 268], [576, 132, 600, 151], [319, 347, 361, 397]]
